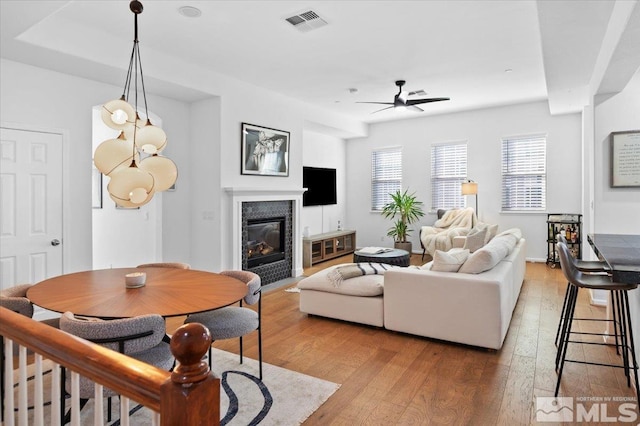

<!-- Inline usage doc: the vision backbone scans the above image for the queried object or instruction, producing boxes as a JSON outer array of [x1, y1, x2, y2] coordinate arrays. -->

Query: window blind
[[371, 147, 402, 211], [431, 142, 467, 210], [501, 135, 546, 211]]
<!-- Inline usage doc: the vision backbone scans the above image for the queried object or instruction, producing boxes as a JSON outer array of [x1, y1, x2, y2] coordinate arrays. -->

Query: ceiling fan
[[357, 80, 449, 114]]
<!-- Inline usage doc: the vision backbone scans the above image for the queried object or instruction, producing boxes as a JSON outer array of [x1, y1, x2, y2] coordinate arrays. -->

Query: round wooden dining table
[[27, 267, 248, 318]]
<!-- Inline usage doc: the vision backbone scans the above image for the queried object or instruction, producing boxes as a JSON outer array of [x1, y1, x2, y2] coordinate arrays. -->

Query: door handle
[[51, 239, 61, 246]]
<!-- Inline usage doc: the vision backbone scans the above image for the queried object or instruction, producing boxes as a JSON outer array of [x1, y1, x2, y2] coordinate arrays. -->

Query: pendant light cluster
[[94, 0, 177, 208]]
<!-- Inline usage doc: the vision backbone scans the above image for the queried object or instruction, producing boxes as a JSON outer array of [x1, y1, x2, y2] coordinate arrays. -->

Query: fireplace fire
[[246, 217, 286, 268]]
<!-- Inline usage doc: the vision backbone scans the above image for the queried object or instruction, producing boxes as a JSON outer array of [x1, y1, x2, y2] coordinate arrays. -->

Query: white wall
[[593, 68, 640, 365], [301, 130, 347, 236], [594, 71, 640, 233], [345, 101, 582, 260], [189, 97, 221, 270]]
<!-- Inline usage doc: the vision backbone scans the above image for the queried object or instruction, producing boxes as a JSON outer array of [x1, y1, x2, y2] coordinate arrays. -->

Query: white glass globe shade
[[139, 155, 178, 192], [123, 114, 144, 141], [101, 99, 135, 131], [135, 122, 167, 154], [93, 135, 139, 176], [108, 190, 155, 208], [107, 167, 155, 207]]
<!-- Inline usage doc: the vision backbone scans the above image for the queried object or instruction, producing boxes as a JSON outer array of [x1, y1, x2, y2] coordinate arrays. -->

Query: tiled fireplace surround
[[226, 187, 305, 285]]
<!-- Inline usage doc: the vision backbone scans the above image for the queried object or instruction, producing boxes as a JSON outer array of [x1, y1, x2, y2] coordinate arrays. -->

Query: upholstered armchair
[[419, 207, 477, 260]]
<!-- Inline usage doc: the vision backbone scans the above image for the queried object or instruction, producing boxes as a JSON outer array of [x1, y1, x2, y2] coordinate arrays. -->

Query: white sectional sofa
[[298, 229, 526, 350]]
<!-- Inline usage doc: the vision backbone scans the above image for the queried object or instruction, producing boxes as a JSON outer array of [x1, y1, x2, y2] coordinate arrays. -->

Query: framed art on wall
[[610, 130, 640, 188], [241, 122, 290, 176]]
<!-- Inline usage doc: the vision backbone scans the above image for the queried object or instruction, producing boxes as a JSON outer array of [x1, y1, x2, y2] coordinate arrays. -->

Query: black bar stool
[[554, 234, 610, 348], [555, 241, 639, 400]]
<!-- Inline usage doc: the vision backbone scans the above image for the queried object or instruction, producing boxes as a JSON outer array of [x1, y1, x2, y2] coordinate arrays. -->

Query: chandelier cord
[[123, 42, 136, 100]]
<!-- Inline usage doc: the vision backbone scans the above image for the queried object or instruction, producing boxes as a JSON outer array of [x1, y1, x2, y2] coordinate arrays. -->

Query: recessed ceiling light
[[348, 88, 358, 94], [178, 6, 202, 18], [504, 68, 513, 73]]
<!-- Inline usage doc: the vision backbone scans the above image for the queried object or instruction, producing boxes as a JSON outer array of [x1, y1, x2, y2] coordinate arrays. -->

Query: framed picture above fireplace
[[241, 122, 290, 176]]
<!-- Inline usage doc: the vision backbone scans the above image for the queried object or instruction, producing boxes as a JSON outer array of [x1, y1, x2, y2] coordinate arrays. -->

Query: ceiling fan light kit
[[93, 1, 178, 208], [357, 79, 450, 114]]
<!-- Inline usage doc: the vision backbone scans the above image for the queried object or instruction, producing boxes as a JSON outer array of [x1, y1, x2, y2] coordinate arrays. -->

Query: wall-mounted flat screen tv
[[303, 166, 337, 207]]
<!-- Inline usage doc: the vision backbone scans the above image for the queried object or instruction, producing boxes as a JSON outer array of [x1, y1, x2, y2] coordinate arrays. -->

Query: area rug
[[12, 349, 339, 425]]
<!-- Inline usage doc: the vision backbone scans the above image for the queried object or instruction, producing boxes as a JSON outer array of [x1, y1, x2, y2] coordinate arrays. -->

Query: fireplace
[[226, 187, 305, 285], [241, 199, 294, 285], [246, 217, 285, 268]]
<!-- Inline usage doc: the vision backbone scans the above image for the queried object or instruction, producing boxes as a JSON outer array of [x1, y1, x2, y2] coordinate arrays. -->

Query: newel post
[[160, 323, 220, 425]]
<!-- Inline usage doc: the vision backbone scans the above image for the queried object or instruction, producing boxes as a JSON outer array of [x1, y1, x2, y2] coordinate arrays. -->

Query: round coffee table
[[353, 248, 410, 267]]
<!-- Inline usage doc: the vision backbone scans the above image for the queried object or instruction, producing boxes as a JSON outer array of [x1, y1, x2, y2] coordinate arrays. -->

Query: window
[[431, 142, 467, 210], [501, 134, 546, 211], [371, 147, 402, 211]]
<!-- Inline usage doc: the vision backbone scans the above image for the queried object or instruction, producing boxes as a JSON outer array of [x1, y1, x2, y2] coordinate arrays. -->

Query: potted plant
[[382, 189, 425, 252]]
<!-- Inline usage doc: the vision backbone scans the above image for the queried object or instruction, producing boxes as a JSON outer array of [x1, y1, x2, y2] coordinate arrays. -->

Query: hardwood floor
[[167, 255, 638, 424]]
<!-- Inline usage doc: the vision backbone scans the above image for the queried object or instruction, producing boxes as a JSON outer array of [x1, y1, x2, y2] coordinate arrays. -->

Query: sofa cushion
[[463, 226, 487, 253], [496, 227, 522, 242], [431, 248, 470, 272], [459, 233, 517, 274]]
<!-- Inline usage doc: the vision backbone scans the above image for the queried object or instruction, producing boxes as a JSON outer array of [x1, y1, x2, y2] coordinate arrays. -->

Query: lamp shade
[[101, 98, 136, 131], [461, 181, 478, 195], [135, 120, 167, 154], [93, 133, 139, 176], [123, 114, 144, 141], [107, 166, 155, 207], [139, 155, 177, 191]]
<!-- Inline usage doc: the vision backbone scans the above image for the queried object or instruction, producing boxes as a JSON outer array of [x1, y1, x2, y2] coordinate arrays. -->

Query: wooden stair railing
[[0, 306, 220, 425]]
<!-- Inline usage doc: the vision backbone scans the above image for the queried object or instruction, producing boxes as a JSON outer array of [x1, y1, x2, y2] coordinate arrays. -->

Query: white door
[[0, 127, 63, 290]]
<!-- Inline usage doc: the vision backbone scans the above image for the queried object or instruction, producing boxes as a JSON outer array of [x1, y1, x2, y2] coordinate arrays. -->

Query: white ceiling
[[1, 0, 639, 124]]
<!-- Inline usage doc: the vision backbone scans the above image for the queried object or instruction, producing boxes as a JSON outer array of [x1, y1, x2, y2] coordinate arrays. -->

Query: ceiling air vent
[[285, 10, 327, 32]]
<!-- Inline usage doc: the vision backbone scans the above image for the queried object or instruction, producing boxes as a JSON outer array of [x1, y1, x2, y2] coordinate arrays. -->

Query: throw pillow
[[484, 224, 499, 244], [459, 234, 514, 274], [464, 226, 487, 253], [431, 248, 470, 272]]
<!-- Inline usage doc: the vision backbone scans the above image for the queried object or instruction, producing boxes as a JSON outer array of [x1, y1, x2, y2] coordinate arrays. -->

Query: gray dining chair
[[184, 270, 263, 379], [136, 262, 191, 269], [59, 311, 174, 422], [0, 284, 60, 328]]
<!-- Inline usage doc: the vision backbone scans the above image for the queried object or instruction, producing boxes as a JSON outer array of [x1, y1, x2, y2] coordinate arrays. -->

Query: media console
[[302, 230, 356, 268]]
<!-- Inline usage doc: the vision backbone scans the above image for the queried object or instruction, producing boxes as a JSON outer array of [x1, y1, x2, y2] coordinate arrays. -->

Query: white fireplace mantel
[[225, 187, 306, 278]]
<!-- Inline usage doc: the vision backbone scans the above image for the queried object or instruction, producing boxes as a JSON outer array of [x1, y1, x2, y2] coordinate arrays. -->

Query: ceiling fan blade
[[356, 101, 394, 105], [371, 106, 395, 114], [408, 105, 424, 112], [406, 97, 450, 106]]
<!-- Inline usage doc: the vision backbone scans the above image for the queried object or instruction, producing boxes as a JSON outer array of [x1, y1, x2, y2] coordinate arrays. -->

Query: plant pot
[[394, 241, 412, 253]]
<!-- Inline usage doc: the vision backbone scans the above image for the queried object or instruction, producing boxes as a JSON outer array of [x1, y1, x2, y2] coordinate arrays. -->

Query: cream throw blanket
[[327, 263, 419, 287], [420, 207, 477, 256]]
